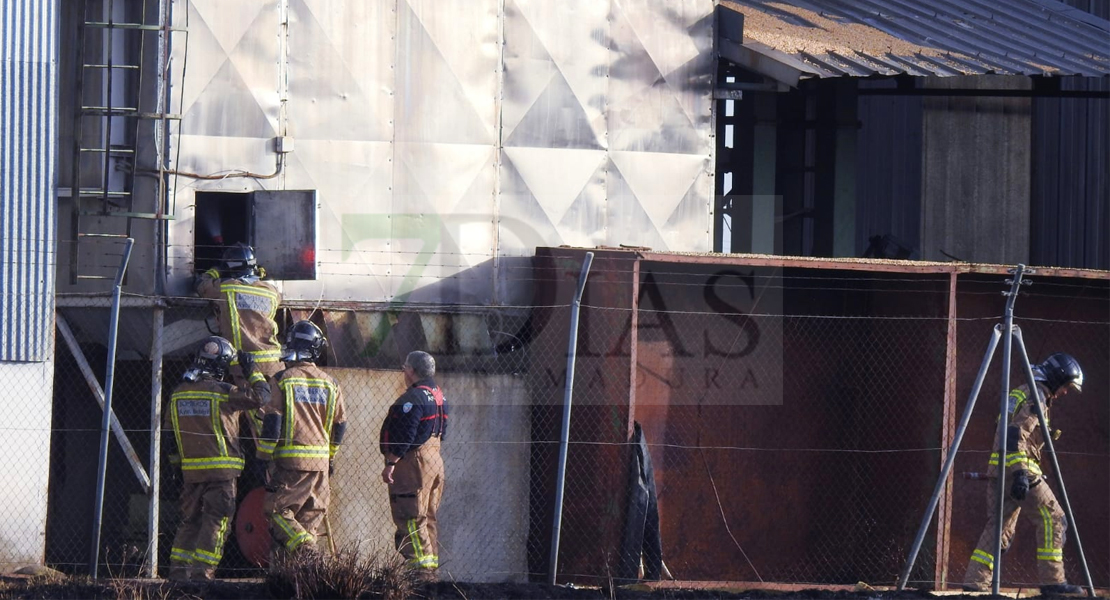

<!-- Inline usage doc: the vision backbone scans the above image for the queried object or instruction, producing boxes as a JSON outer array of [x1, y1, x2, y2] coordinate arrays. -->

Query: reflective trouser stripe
[[1037, 549, 1064, 561], [970, 549, 994, 569], [194, 517, 230, 566], [406, 518, 437, 568], [407, 518, 425, 561], [271, 513, 313, 551], [1040, 506, 1052, 551], [407, 555, 439, 569], [170, 547, 195, 564]]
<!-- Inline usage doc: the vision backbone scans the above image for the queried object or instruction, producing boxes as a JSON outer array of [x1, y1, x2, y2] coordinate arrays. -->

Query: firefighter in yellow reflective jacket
[[165, 337, 270, 581], [258, 320, 346, 557], [196, 242, 285, 386], [196, 243, 284, 447], [963, 352, 1085, 596]]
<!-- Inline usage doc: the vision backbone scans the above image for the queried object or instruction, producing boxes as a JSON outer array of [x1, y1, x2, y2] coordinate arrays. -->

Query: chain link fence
[[31, 256, 1109, 590]]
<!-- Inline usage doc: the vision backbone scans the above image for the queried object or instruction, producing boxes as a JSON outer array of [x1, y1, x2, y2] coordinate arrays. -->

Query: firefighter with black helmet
[[196, 242, 285, 386], [379, 350, 448, 579], [963, 352, 1086, 595], [257, 320, 346, 557], [165, 336, 271, 581]]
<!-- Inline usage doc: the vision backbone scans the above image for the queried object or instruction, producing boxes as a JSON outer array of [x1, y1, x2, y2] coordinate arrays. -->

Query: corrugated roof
[[720, 0, 1110, 79]]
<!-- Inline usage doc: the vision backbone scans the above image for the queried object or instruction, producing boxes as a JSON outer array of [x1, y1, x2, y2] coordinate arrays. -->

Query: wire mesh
[[24, 263, 1109, 590]]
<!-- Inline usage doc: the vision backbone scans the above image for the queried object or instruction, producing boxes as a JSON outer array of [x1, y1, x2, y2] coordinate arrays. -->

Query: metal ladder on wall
[[68, 0, 184, 283]]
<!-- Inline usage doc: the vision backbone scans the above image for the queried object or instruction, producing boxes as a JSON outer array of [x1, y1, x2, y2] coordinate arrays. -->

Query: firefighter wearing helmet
[[963, 352, 1085, 596], [257, 320, 347, 558], [165, 337, 271, 581], [195, 243, 285, 386], [196, 243, 285, 455]]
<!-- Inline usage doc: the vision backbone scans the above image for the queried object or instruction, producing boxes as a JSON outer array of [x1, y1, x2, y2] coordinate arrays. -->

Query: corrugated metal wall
[[1031, 76, 1110, 270], [855, 82, 924, 258], [0, 0, 56, 361]]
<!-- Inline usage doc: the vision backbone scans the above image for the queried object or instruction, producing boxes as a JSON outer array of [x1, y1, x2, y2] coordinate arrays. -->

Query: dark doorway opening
[[194, 192, 251, 275]]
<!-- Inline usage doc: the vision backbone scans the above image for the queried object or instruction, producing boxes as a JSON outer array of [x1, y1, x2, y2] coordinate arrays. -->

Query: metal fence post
[[146, 306, 164, 578], [549, 252, 594, 586], [992, 265, 1025, 595], [90, 238, 134, 578]]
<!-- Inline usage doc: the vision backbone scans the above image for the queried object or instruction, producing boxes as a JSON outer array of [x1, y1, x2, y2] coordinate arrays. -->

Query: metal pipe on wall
[[549, 251, 594, 586], [90, 238, 135, 578]]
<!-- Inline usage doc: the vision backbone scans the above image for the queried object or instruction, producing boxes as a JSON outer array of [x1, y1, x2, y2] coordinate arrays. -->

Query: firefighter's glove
[[1052, 429, 1062, 441], [1010, 469, 1030, 501], [257, 266, 267, 279], [238, 350, 257, 382]]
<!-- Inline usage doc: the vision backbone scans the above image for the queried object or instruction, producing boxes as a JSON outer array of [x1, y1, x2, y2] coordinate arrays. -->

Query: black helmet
[[1035, 352, 1084, 394], [185, 336, 235, 382], [221, 242, 258, 278], [283, 320, 326, 362]]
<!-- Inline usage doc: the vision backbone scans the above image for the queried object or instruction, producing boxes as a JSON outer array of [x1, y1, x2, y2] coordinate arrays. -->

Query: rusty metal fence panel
[[35, 256, 1109, 590]]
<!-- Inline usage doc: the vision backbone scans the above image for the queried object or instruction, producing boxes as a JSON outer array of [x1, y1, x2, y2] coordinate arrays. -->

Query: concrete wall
[[0, 360, 55, 571], [328, 368, 531, 583], [920, 76, 1033, 264]]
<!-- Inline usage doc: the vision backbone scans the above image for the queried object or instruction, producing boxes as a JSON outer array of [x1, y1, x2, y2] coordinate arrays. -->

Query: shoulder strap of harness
[[416, 385, 445, 436]]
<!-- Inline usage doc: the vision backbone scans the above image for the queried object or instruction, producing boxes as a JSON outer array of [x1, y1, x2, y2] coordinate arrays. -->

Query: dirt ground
[[1, 576, 1093, 600]]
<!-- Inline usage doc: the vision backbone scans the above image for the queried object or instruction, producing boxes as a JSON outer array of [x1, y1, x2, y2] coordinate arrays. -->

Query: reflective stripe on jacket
[[260, 362, 346, 471], [196, 273, 282, 362], [165, 379, 266, 483], [985, 383, 1051, 480]]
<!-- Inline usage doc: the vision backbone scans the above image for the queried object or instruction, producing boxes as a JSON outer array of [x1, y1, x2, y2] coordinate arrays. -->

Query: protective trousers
[[389, 436, 444, 570], [169, 480, 236, 580], [964, 474, 1067, 587], [265, 468, 329, 554]]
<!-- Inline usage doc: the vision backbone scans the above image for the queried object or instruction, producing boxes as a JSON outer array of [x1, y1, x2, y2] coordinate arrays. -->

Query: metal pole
[[146, 307, 164, 578], [548, 252, 594, 586], [1013, 327, 1096, 597], [90, 238, 134, 578], [992, 264, 1025, 596], [897, 324, 1003, 590]]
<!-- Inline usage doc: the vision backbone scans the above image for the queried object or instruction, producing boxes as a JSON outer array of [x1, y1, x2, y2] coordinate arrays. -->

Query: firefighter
[[195, 242, 285, 386], [380, 350, 448, 579], [257, 320, 346, 558], [196, 242, 284, 455], [165, 337, 270, 581], [962, 352, 1085, 596]]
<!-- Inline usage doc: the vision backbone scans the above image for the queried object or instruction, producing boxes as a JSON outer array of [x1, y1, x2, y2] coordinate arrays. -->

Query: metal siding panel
[[1030, 75, 1110, 270], [856, 89, 923, 258], [497, 0, 611, 305], [391, 0, 500, 304], [606, 0, 714, 251], [0, 0, 55, 362]]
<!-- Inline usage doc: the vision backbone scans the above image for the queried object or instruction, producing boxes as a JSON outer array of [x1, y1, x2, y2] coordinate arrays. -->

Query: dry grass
[[264, 546, 417, 600]]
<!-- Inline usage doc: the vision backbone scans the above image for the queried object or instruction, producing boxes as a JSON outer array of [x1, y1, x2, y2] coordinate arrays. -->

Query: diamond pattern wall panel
[[168, 0, 714, 304]]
